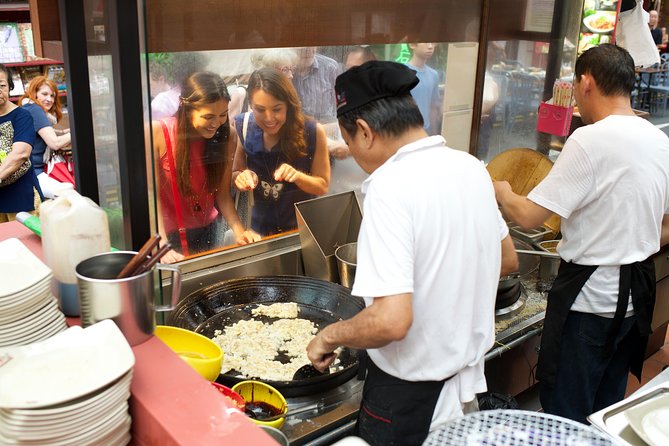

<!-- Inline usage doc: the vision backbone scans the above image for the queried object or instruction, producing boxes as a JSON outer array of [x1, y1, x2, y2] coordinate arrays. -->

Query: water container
[[40, 190, 111, 316]]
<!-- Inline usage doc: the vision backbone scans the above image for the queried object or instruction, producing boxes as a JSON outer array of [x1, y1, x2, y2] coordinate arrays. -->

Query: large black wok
[[167, 275, 366, 397]]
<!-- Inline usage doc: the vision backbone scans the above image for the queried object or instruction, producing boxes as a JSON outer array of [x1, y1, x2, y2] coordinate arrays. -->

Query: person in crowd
[[151, 52, 208, 120], [0, 63, 41, 222], [292, 46, 340, 122], [648, 10, 668, 52], [292, 47, 349, 159], [19, 76, 72, 198], [148, 59, 172, 100], [306, 61, 518, 445], [152, 71, 260, 263], [406, 42, 441, 135], [251, 48, 298, 80], [493, 44, 669, 424], [344, 46, 377, 70], [232, 67, 330, 236]]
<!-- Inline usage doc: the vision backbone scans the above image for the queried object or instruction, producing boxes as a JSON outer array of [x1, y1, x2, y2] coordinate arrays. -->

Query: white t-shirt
[[529, 115, 669, 315], [351, 136, 508, 429]]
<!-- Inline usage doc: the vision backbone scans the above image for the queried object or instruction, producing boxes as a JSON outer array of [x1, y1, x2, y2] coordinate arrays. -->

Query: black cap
[[335, 61, 419, 117]]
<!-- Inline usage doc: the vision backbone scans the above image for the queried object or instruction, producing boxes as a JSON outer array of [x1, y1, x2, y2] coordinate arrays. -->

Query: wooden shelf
[[4, 58, 63, 67]]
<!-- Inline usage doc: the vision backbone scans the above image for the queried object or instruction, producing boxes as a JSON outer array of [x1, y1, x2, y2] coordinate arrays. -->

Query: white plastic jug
[[40, 190, 111, 316]]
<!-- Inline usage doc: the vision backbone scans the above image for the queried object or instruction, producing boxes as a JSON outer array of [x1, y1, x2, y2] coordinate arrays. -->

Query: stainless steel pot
[[498, 238, 540, 291]]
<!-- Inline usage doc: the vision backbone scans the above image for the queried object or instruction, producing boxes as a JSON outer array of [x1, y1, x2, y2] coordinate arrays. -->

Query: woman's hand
[[234, 169, 258, 191], [161, 248, 185, 264], [236, 229, 262, 245], [274, 163, 302, 183]]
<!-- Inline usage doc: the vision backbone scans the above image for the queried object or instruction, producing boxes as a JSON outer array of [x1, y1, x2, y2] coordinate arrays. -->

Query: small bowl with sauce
[[211, 382, 246, 411], [232, 380, 288, 429], [155, 325, 223, 381]]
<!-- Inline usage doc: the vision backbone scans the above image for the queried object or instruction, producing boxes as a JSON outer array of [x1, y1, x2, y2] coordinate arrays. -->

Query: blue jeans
[[539, 311, 639, 424]]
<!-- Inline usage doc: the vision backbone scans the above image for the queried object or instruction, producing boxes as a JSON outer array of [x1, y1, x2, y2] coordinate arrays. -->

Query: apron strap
[[160, 120, 190, 256]]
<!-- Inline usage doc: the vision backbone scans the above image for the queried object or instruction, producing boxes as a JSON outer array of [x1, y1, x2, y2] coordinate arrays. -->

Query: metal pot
[[516, 240, 562, 290], [167, 275, 365, 397], [335, 242, 357, 289], [498, 238, 541, 291]]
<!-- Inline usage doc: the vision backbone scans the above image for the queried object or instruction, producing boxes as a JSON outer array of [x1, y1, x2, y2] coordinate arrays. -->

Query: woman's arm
[[219, 133, 261, 245], [38, 126, 71, 150], [231, 134, 257, 191], [0, 141, 31, 182], [274, 123, 330, 195]]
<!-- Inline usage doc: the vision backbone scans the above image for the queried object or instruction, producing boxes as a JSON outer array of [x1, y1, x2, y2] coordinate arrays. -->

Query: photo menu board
[[577, 0, 621, 55]]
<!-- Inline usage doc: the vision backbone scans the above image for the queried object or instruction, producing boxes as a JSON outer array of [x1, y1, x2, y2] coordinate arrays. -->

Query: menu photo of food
[[578, 0, 619, 55]]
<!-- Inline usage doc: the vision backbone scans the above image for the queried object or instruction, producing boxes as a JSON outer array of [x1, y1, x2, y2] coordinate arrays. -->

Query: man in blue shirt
[[406, 43, 441, 135]]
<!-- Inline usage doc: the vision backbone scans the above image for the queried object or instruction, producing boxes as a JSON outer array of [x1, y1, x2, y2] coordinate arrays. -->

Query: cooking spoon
[[292, 364, 331, 380], [292, 353, 336, 380]]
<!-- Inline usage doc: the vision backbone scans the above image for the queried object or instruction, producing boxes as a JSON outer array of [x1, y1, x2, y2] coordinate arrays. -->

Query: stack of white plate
[[0, 320, 135, 445], [0, 238, 67, 347]]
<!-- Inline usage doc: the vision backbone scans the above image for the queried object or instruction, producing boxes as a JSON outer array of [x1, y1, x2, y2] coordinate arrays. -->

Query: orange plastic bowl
[[211, 382, 246, 411]]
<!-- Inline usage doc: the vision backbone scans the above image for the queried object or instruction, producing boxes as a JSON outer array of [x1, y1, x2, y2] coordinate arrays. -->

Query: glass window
[[143, 0, 483, 261]]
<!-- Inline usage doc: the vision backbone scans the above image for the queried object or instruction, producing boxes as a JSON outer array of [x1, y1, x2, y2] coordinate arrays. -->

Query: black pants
[[356, 361, 447, 446], [539, 312, 640, 424]]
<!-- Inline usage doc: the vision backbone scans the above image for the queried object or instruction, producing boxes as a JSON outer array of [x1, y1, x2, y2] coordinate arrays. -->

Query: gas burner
[[495, 284, 527, 320]]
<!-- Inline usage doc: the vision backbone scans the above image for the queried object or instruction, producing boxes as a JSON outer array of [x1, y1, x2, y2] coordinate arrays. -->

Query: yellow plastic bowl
[[155, 325, 223, 381], [232, 380, 288, 429]]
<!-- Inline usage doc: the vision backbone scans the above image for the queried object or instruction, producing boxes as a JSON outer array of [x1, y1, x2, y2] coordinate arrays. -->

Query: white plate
[[625, 393, 669, 446], [0, 371, 132, 420], [0, 320, 134, 409], [0, 239, 51, 298], [0, 311, 67, 347], [0, 289, 53, 324], [0, 298, 58, 332], [0, 279, 51, 305], [582, 11, 616, 34]]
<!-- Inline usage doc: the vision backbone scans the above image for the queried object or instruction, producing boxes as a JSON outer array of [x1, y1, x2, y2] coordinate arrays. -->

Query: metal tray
[[509, 224, 552, 244], [588, 382, 669, 445]]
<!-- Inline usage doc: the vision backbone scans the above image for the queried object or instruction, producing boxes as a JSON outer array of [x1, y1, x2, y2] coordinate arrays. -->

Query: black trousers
[[355, 361, 448, 446]]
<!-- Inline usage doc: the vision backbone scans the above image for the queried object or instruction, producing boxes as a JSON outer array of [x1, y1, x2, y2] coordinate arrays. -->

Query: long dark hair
[[175, 71, 231, 196], [247, 67, 307, 161]]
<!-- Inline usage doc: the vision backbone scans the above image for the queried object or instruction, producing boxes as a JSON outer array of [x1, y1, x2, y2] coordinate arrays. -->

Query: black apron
[[537, 258, 656, 387], [356, 360, 453, 446]]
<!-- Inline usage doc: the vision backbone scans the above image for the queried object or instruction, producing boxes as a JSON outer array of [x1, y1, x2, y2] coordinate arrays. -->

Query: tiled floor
[[625, 326, 669, 397]]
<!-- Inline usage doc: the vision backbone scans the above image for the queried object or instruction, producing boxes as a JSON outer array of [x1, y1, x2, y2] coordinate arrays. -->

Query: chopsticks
[[116, 235, 171, 278]]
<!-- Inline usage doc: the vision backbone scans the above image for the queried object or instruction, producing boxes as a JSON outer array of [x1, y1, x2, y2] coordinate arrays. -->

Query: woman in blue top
[[0, 63, 39, 222], [232, 68, 330, 236], [20, 76, 72, 198]]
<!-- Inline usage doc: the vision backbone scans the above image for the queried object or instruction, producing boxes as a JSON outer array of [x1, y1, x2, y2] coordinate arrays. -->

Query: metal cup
[[335, 242, 357, 289], [75, 251, 181, 346]]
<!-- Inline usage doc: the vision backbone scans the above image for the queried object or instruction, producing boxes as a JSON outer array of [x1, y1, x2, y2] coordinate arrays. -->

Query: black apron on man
[[537, 258, 655, 419], [355, 360, 453, 446]]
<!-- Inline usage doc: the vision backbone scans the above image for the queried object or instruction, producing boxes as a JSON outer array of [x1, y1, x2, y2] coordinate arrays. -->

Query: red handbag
[[46, 150, 75, 186]]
